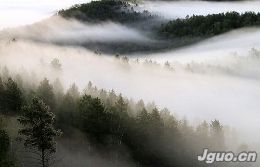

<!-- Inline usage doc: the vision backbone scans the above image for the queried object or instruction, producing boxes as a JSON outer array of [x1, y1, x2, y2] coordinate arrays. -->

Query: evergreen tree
[[37, 78, 56, 110], [209, 119, 225, 151], [3, 78, 23, 112], [0, 115, 15, 167], [0, 77, 4, 111], [17, 98, 62, 167], [67, 83, 80, 100], [77, 95, 109, 142], [56, 92, 76, 135], [2, 66, 9, 83], [52, 78, 64, 105]]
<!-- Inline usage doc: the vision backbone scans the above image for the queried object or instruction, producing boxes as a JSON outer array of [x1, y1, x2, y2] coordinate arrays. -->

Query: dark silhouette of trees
[[37, 78, 56, 110], [17, 98, 62, 167]]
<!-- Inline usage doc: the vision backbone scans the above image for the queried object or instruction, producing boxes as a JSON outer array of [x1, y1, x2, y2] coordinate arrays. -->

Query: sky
[[0, 0, 90, 30]]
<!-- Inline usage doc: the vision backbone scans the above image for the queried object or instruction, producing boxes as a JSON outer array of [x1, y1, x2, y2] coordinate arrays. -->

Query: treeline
[[0, 63, 249, 167], [57, 0, 157, 24], [56, 1, 260, 54], [159, 11, 260, 39]]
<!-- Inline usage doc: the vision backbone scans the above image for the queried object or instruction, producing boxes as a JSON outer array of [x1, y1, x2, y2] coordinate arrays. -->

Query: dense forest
[[0, 54, 254, 167], [58, 0, 158, 24], [159, 11, 260, 39]]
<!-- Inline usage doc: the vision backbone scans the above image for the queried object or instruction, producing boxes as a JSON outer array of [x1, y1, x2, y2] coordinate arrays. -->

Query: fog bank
[[1, 39, 260, 145], [140, 1, 260, 19]]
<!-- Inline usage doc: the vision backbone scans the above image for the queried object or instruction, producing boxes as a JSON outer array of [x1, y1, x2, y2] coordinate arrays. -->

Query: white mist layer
[[140, 1, 260, 19], [138, 28, 260, 63], [0, 17, 153, 44], [1, 39, 260, 145], [0, 0, 91, 30]]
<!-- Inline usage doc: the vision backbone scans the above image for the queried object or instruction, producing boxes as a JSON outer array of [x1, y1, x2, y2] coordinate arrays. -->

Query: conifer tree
[[17, 98, 62, 167]]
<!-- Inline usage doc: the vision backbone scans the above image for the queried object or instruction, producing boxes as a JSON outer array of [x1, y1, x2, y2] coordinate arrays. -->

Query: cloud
[[0, 16, 154, 45], [0, 0, 91, 30], [1, 38, 260, 145], [139, 1, 260, 19]]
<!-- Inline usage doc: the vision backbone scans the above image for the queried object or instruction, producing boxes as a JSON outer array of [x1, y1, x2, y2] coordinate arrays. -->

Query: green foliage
[[160, 11, 260, 39], [77, 95, 110, 142], [67, 83, 80, 100], [56, 92, 76, 135], [2, 78, 23, 112], [56, 1, 260, 54], [58, 0, 156, 24], [2, 66, 10, 83], [37, 78, 56, 110], [0, 77, 4, 111], [0, 63, 247, 167], [0, 130, 11, 164], [17, 98, 62, 167], [0, 115, 16, 167]]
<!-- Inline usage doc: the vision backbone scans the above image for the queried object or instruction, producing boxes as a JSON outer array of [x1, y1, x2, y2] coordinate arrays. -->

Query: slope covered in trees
[[55, 1, 260, 54], [159, 11, 260, 39], [0, 57, 255, 167], [58, 0, 157, 24]]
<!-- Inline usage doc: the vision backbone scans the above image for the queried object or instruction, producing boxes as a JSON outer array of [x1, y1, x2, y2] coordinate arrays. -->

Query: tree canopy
[[17, 98, 62, 167]]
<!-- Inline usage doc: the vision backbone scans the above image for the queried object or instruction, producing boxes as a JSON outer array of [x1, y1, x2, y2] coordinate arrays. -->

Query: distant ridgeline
[[57, 1, 260, 54], [58, 0, 157, 24], [159, 11, 260, 39]]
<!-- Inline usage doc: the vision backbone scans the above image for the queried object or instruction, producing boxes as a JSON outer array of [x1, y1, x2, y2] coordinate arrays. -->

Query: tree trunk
[[42, 149, 45, 167]]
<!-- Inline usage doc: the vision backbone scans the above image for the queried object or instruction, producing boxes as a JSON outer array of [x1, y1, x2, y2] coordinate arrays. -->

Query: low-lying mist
[[1, 31, 260, 147], [0, 16, 153, 45], [142, 27, 260, 63], [140, 1, 260, 19]]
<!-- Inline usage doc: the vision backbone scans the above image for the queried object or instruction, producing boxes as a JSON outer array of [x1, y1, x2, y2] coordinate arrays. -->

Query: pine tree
[[37, 78, 56, 110], [209, 119, 225, 151], [0, 77, 4, 111], [17, 98, 62, 167], [67, 83, 80, 100], [0, 115, 15, 167], [3, 77, 23, 112]]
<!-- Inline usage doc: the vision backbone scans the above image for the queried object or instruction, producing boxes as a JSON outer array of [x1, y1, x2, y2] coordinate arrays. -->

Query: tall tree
[[37, 78, 56, 110], [2, 66, 9, 83], [209, 119, 225, 151], [67, 83, 80, 100], [17, 98, 62, 167], [0, 77, 4, 111], [77, 95, 109, 142], [56, 92, 76, 135], [0, 115, 15, 167], [3, 77, 23, 112], [52, 78, 64, 105]]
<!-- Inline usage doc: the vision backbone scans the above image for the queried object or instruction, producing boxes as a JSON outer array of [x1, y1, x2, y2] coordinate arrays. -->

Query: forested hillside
[[159, 11, 260, 38], [55, 0, 260, 54], [0, 56, 252, 167], [58, 0, 157, 24]]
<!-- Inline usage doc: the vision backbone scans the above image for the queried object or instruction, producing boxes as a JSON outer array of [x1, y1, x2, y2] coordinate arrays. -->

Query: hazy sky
[[0, 0, 90, 30]]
